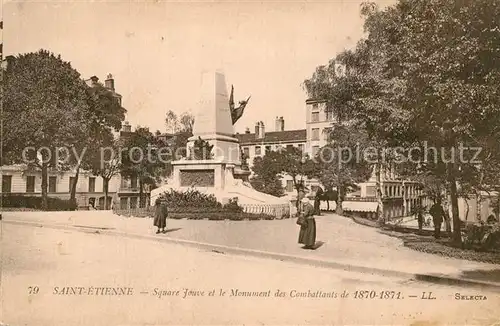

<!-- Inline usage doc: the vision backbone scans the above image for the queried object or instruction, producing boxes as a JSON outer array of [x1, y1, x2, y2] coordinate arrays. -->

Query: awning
[[342, 201, 379, 212]]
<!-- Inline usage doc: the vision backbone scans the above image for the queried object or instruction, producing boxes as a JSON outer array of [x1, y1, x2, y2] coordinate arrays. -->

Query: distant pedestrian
[[154, 198, 168, 234], [429, 199, 445, 239], [414, 203, 424, 231], [298, 197, 317, 250], [314, 187, 323, 216]]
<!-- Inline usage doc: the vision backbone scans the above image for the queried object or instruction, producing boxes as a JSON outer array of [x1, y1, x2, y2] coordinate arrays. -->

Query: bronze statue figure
[[229, 85, 250, 125]]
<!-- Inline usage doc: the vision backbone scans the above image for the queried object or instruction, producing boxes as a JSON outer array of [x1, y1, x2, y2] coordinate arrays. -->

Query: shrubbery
[[157, 189, 222, 209], [114, 189, 277, 220], [157, 189, 246, 213], [1, 195, 77, 211], [462, 222, 500, 251]]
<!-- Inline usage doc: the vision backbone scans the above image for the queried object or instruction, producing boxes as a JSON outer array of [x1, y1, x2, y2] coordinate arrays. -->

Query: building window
[[88, 177, 96, 193], [2, 175, 12, 193], [265, 146, 271, 154], [286, 144, 293, 151], [243, 147, 249, 158], [286, 180, 294, 192], [255, 146, 261, 156], [326, 110, 334, 121], [130, 197, 138, 209], [311, 112, 319, 122], [312, 146, 320, 157], [49, 176, 57, 193], [298, 144, 304, 153], [131, 176, 138, 189], [312, 128, 320, 140], [120, 197, 128, 209], [323, 128, 330, 141], [26, 176, 35, 193], [69, 177, 76, 192], [312, 103, 319, 111], [120, 177, 128, 189]]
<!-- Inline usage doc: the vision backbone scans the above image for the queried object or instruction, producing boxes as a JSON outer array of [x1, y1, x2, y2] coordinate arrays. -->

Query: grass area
[[351, 215, 500, 264], [380, 229, 500, 264]]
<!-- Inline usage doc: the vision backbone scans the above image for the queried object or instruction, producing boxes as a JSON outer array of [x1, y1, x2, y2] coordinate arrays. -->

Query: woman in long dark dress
[[153, 198, 168, 234], [298, 197, 316, 249]]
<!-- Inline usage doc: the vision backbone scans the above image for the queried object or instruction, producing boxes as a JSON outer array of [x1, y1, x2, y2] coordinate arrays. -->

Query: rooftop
[[305, 98, 327, 104], [236, 129, 306, 145]]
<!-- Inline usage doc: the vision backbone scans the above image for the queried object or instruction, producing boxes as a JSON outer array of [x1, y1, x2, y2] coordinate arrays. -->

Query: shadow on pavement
[[301, 241, 325, 250], [460, 269, 500, 283], [164, 228, 182, 233]]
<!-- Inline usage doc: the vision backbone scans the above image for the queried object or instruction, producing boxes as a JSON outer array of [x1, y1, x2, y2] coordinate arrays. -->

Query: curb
[[4, 219, 500, 292]]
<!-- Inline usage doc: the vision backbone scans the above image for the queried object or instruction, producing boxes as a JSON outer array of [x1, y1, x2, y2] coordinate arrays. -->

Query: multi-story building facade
[[302, 98, 427, 219], [305, 99, 335, 158], [235, 117, 308, 199], [0, 74, 148, 210]]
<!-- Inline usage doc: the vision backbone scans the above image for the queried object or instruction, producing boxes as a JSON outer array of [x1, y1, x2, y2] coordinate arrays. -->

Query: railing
[[239, 203, 290, 219], [113, 203, 291, 219]]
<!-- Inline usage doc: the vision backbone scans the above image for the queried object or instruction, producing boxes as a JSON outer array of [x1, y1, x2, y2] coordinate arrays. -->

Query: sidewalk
[[3, 210, 500, 289]]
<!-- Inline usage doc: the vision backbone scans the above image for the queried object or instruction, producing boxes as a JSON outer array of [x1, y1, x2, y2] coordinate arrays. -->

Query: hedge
[[1, 195, 77, 211], [113, 207, 275, 221]]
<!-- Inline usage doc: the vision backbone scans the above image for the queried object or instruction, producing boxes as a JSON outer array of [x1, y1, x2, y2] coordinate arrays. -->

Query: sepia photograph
[[1, 0, 500, 325]]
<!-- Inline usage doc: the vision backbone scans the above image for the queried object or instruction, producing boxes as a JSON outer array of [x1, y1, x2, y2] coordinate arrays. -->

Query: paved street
[[4, 211, 499, 283], [2, 222, 499, 326]]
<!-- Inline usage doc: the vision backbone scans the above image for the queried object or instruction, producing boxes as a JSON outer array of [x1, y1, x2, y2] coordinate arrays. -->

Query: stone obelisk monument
[[150, 69, 288, 212], [186, 69, 241, 165]]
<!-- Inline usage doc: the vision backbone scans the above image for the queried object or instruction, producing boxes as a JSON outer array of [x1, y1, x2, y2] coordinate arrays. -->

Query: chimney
[[105, 73, 115, 91], [259, 121, 265, 138], [245, 127, 250, 134], [86, 76, 99, 87], [122, 121, 131, 132], [279, 116, 285, 131], [255, 122, 260, 138], [275, 116, 280, 132]]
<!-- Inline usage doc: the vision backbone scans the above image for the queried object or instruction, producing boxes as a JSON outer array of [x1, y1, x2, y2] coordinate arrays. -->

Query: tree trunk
[[448, 165, 462, 245], [70, 164, 80, 202], [139, 179, 144, 208], [336, 184, 344, 215], [476, 169, 484, 222], [103, 177, 110, 210], [375, 163, 385, 224], [41, 162, 48, 210], [476, 191, 482, 222]]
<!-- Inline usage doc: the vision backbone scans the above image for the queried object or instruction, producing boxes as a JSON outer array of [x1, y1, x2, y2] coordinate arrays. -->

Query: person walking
[[298, 197, 317, 250], [153, 198, 168, 234], [414, 202, 424, 231], [429, 198, 445, 239], [314, 187, 323, 216]]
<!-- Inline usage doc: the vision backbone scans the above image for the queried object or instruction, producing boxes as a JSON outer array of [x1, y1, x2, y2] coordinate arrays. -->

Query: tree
[[3, 50, 89, 209], [250, 147, 315, 208], [68, 81, 126, 206], [84, 133, 123, 210], [305, 0, 500, 244], [163, 111, 194, 171], [179, 112, 195, 134], [120, 126, 167, 207], [165, 110, 179, 134], [313, 124, 372, 215], [250, 156, 285, 197]]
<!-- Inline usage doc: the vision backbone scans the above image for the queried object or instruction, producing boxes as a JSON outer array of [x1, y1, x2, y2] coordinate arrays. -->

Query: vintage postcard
[[1, 0, 500, 325]]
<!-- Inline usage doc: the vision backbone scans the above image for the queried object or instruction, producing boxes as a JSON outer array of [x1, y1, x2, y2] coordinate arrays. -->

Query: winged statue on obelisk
[[229, 85, 251, 125]]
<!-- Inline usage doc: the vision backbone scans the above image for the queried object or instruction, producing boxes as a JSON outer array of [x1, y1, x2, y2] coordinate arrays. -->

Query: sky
[[4, 0, 396, 134]]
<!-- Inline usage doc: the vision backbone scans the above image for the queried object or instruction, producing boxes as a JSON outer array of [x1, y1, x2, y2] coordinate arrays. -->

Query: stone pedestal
[[150, 69, 289, 214]]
